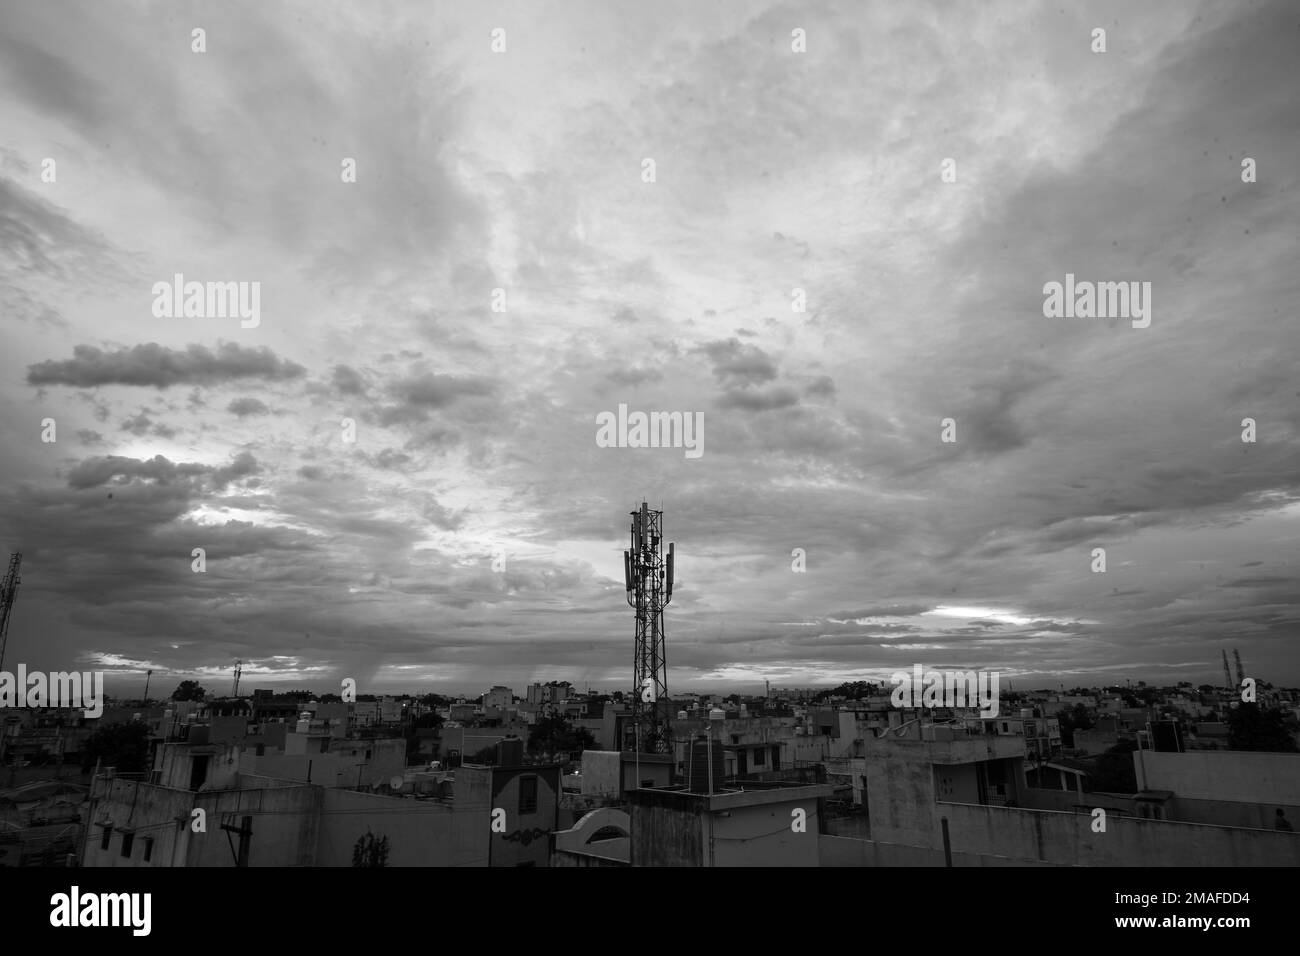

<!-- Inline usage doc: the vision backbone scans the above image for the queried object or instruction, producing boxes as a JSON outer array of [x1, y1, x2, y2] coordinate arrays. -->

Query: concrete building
[[483, 686, 513, 710], [1133, 749, 1300, 830], [455, 749, 563, 867], [83, 737, 492, 867], [628, 781, 832, 866], [553, 806, 630, 866], [818, 720, 1300, 867], [579, 750, 674, 798], [353, 700, 380, 728]]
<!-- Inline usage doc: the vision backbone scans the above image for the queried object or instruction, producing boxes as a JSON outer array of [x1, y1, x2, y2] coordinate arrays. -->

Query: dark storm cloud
[[119, 412, 153, 436], [331, 364, 367, 395], [28, 342, 306, 389], [66, 452, 260, 491], [366, 449, 414, 471], [227, 397, 270, 417], [698, 337, 779, 387], [390, 372, 495, 407], [718, 386, 800, 411], [804, 375, 836, 399], [604, 366, 664, 387]]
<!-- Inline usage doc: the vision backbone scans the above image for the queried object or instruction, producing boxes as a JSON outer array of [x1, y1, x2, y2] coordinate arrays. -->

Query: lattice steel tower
[[0, 553, 21, 673], [623, 502, 674, 753]]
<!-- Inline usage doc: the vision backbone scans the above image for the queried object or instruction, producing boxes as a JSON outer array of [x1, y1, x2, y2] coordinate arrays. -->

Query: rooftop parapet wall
[[1136, 749, 1300, 804], [939, 801, 1300, 867]]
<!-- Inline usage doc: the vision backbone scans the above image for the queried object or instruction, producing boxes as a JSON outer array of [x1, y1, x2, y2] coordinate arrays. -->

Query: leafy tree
[[351, 830, 389, 867], [1088, 739, 1138, 793], [1226, 704, 1299, 753], [170, 680, 206, 702], [1057, 703, 1094, 747], [527, 714, 594, 756], [81, 721, 151, 774], [412, 712, 444, 730], [812, 681, 877, 703]]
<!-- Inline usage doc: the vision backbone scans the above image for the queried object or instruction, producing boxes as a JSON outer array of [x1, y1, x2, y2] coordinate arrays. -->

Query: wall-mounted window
[[518, 775, 538, 814], [120, 831, 134, 858], [100, 825, 113, 851], [753, 748, 766, 766], [143, 838, 154, 862]]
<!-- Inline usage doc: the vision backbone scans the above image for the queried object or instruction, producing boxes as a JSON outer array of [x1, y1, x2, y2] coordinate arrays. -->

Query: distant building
[[483, 686, 513, 710]]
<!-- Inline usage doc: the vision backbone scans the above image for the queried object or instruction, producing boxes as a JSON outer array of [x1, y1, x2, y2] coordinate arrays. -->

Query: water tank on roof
[[687, 738, 725, 794], [497, 737, 524, 766]]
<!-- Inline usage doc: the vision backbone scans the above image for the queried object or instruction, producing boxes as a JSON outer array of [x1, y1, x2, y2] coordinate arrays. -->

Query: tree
[[813, 681, 878, 702], [81, 721, 151, 774], [527, 714, 595, 756], [412, 712, 444, 731], [1089, 740, 1138, 794], [170, 680, 206, 702], [1057, 703, 1094, 747], [1226, 704, 1299, 753], [351, 830, 389, 867]]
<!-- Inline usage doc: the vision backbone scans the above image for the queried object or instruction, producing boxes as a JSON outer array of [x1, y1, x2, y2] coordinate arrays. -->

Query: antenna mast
[[0, 553, 22, 673], [623, 502, 674, 754]]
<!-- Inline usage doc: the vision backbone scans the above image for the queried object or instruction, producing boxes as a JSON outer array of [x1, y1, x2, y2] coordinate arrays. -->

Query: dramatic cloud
[[0, 0, 1296, 694], [28, 342, 306, 389]]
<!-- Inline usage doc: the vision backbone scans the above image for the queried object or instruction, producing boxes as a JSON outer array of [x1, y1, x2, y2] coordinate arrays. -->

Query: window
[[365, 749, 372, 760], [143, 838, 154, 863], [518, 775, 538, 814], [100, 825, 113, 851], [752, 747, 766, 766], [120, 831, 134, 858]]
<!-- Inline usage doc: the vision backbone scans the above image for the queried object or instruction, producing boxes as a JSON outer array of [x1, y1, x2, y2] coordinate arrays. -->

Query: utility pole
[[143, 669, 153, 704]]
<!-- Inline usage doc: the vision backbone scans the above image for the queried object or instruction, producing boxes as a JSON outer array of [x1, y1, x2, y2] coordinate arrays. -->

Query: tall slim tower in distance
[[624, 502, 674, 753], [0, 553, 22, 673]]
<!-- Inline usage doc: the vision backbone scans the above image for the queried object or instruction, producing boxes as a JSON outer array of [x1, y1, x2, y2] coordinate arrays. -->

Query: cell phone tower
[[623, 502, 674, 754], [0, 553, 22, 673]]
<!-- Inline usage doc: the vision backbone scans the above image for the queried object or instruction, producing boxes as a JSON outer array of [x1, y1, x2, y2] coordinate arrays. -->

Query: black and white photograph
[[0, 0, 1296, 932]]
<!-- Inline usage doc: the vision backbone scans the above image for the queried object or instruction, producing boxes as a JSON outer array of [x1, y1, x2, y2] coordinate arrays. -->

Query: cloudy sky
[[2, 0, 1297, 699]]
